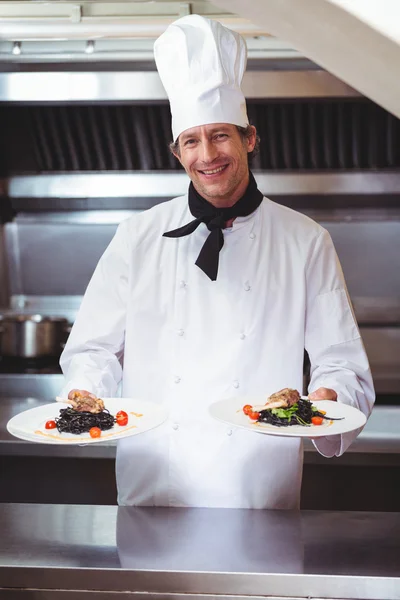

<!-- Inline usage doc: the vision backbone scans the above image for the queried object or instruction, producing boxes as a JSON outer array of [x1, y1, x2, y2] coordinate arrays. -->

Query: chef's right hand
[[68, 389, 98, 400]]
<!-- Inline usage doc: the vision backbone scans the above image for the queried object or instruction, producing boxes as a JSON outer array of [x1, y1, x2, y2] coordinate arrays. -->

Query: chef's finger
[[308, 387, 337, 401]]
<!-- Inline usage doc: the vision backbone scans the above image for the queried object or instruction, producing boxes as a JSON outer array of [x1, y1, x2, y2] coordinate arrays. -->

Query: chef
[[60, 14, 375, 509]]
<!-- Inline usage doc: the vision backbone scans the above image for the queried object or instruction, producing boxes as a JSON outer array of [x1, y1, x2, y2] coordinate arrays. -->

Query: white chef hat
[[154, 14, 249, 141]]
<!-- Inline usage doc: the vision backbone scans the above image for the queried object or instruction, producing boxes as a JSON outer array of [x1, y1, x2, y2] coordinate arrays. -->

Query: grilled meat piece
[[264, 388, 300, 409], [68, 391, 105, 414]]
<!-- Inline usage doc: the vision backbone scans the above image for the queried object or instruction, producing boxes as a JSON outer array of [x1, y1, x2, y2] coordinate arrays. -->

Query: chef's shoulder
[[114, 195, 189, 245], [265, 198, 328, 248]]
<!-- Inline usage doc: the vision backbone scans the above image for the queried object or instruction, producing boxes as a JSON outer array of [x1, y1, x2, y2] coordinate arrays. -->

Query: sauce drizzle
[[35, 423, 137, 442]]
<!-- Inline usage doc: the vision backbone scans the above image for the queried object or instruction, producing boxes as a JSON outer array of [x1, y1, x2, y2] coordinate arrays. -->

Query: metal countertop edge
[[0, 567, 399, 600], [2, 438, 400, 460]]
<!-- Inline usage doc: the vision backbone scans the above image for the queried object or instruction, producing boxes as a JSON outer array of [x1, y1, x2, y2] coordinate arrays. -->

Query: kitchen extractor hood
[[1, 101, 399, 173], [213, 0, 400, 121], [0, 0, 399, 205], [0, 99, 399, 205]]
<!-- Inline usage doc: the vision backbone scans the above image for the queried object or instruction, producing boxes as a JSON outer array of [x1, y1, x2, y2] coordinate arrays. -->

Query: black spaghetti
[[257, 398, 339, 427], [56, 407, 116, 435]]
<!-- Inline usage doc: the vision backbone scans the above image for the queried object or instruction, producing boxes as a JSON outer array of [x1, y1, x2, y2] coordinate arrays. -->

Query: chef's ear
[[246, 125, 257, 154], [169, 138, 182, 163]]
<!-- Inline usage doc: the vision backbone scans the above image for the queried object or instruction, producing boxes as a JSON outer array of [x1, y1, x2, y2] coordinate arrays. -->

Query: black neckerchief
[[163, 171, 263, 281]]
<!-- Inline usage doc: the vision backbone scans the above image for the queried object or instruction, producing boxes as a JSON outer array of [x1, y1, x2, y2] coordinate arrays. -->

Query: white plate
[[7, 398, 168, 445], [209, 397, 367, 438]]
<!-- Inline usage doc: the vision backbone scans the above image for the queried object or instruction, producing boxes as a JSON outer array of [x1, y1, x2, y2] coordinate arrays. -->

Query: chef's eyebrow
[[208, 126, 231, 135], [180, 132, 197, 142], [180, 126, 231, 142]]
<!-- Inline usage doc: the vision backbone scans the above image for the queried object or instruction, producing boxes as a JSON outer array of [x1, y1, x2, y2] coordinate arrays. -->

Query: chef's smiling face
[[173, 123, 257, 208]]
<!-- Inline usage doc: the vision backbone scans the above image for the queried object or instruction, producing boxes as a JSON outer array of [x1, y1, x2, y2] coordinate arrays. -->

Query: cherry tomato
[[243, 404, 253, 415], [311, 416, 323, 426], [89, 427, 102, 438], [116, 411, 129, 426], [45, 420, 56, 430], [248, 411, 260, 421]]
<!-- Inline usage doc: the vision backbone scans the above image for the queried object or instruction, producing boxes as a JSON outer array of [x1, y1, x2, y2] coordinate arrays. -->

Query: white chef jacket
[[60, 195, 375, 509]]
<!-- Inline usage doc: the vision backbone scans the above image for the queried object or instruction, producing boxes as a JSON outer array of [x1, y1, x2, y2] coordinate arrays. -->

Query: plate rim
[[208, 397, 367, 438], [6, 397, 168, 445]]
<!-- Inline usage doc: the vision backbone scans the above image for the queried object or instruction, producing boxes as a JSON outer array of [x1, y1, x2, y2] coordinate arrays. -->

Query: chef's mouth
[[198, 164, 229, 177]]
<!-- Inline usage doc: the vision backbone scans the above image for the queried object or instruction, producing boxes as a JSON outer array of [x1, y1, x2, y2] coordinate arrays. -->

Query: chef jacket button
[[239, 333, 246, 340], [172, 423, 179, 430], [244, 282, 251, 291], [227, 429, 233, 436], [174, 376, 181, 384], [179, 280, 187, 288], [177, 329, 184, 336], [233, 380, 239, 389], [249, 232, 256, 240]]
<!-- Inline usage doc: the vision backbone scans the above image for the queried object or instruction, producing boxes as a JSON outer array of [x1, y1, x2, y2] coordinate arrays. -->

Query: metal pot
[[0, 314, 71, 358]]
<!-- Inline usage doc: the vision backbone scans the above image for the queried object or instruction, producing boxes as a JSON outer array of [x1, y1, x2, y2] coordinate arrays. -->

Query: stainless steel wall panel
[[8, 294, 82, 322], [352, 297, 400, 326], [4, 221, 118, 296], [0, 227, 9, 308], [4, 223, 22, 297], [4, 211, 400, 303], [358, 324, 400, 394], [6, 172, 189, 199], [0, 70, 360, 102], [322, 221, 400, 298], [361, 328, 400, 369], [5, 172, 400, 200], [4, 212, 400, 298], [0, 374, 64, 401]]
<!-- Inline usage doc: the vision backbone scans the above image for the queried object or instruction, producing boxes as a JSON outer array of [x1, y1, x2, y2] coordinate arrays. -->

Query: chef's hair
[[169, 125, 260, 162]]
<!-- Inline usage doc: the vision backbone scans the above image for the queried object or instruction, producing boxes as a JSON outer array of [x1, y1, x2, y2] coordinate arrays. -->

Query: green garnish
[[270, 402, 312, 426], [271, 403, 299, 420]]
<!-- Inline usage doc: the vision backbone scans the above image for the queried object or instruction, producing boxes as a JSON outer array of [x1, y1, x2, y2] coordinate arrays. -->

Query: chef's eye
[[184, 138, 197, 146], [215, 133, 228, 140]]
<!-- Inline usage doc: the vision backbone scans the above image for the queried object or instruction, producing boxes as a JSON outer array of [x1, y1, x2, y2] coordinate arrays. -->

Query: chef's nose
[[200, 138, 219, 164]]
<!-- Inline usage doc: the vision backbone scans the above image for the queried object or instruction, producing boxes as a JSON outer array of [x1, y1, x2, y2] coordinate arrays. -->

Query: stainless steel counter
[[1, 394, 400, 461], [0, 503, 399, 599]]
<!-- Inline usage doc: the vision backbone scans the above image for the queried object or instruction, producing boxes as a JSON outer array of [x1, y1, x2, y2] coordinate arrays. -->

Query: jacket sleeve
[[59, 219, 130, 398], [304, 229, 375, 458]]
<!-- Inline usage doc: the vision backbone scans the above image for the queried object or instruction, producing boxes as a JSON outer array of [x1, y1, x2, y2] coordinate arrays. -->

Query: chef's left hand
[[308, 387, 337, 401], [308, 387, 337, 441]]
